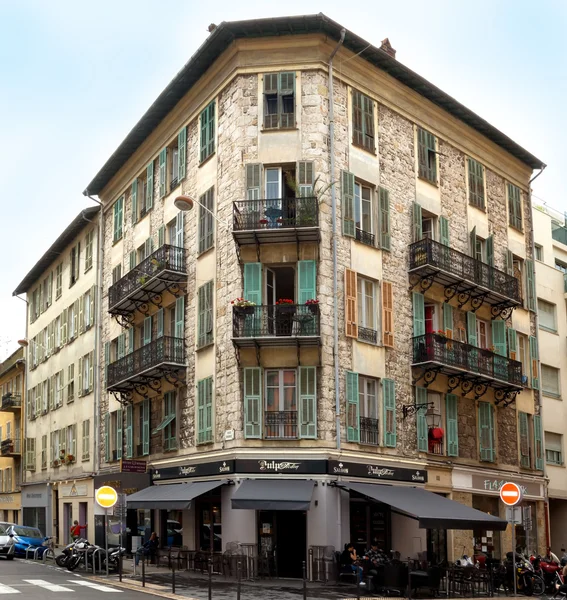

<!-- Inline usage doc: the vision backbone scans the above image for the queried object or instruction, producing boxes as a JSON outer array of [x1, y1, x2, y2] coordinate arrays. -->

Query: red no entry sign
[[500, 482, 523, 506]]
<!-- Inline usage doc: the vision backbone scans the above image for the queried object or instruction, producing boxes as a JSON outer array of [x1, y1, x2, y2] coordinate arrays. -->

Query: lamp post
[[174, 195, 231, 231]]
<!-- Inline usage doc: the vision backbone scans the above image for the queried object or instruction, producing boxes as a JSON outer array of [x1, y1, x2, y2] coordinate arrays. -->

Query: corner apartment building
[[13, 207, 100, 542], [85, 14, 546, 571], [532, 203, 567, 552], [0, 347, 25, 523]]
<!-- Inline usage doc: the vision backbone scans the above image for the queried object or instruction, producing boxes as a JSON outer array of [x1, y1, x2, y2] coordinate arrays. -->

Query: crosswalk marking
[[70, 580, 122, 593], [23, 579, 73, 592], [0, 583, 19, 595]]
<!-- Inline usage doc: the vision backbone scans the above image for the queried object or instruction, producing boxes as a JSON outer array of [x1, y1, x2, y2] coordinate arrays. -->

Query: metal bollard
[[119, 553, 122, 583], [237, 560, 242, 600], [142, 556, 146, 587], [303, 560, 307, 600], [172, 564, 176, 594], [208, 557, 213, 600]]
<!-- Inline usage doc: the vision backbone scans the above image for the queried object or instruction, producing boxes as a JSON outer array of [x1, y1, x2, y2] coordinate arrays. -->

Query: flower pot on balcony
[[307, 304, 319, 315], [434, 334, 448, 345], [276, 304, 295, 314], [235, 306, 255, 316]]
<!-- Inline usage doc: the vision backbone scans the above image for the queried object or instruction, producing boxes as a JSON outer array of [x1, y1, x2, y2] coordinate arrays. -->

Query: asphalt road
[[0, 558, 157, 599]]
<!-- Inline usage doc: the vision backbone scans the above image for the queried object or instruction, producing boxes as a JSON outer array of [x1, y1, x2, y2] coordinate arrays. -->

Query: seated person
[[135, 532, 159, 566], [340, 542, 365, 586], [546, 547, 560, 565]]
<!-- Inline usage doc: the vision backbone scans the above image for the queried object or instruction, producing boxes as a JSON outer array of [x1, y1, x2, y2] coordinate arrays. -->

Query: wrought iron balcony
[[358, 326, 378, 344], [412, 333, 523, 395], [232, 304, 321, 348], [1, 438, 21, 457], [360, 417, 379, 446], [264, 411, 298, 439], [232, 197, 319, 245], [106, 336, 186, 393], [108, 244, 186, 317], [356, 228, 375, 247], [0, 394, 21, 412], [409, 238, 521, 315]]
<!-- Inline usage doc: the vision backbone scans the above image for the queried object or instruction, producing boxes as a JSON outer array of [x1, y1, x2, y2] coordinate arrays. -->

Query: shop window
[[349, 495, 390, 557], [197, 494, 222, 553], [472, 495, 501, 559]]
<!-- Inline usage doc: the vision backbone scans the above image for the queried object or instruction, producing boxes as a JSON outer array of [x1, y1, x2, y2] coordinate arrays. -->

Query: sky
[[0, 0, 565, 360]]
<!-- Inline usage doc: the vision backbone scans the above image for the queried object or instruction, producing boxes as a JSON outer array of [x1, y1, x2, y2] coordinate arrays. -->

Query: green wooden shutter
[[156, 308, 164, 338], [142, 398, 150, 455], [104, 413, 110, 463], [146, 160, 154, 210], [443, 303, 453, 337], [299, 366, 316, 439], [200, 101, 215, 162], [519, 411, 529, 467], [506, 249, 514, 276], [125, 405, 133, 459], [439, 216, 450, 247], [104, 342, 110, 386], [530, 336, 539, 389], [346, 371, 360, 442], [175, 296, 184, 339], [129, 251, 136, 272], [244, 263, 262, 304], [178, 126, 187, 181], [469, 226, 477, 258], [158, 225, 165, 247], [508, 328, 518, 359], [478, 402, 494, 462], [534, 415, 543, 470], [446, 394, 459, 457], [341, 170, 355, 237], [159, 148, 167, 198], [77, 357, 83, 397], [131, 179, 138, 225], [117, 333, 125, 359], [297, 161, 314, 197], [467, 312, 477, 346], [383, 378, 396, 448], [417, 128, 427, 179], [197, 378, 213, 444], [116, 409, 123, 460], [492, 320, 507, 356], [244, 367, 262, 439], [246, 164, 262, 200], [197, 282, 213, 348], [379, 187, 391, 250], [486, 235, 494, 267], [127, 327, 134, 354], [143, 317, 151, 345], [526, 260, 536, 311], [412, 202, 422, 242], [416, 387, 428, 452], [298, 260, 316, 304], [175, 210, 184, 249], [412, 292, 425, 337]]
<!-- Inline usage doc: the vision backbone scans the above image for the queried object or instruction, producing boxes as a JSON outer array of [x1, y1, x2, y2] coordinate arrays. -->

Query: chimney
[[380, 38, 396, 59]]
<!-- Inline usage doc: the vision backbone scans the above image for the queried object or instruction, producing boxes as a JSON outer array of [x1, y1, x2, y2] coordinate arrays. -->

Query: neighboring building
[[532, 203, 567, 552], [84, 14, 546, 568], [0, 347, 25, 523], [13, 207, 100, 542]]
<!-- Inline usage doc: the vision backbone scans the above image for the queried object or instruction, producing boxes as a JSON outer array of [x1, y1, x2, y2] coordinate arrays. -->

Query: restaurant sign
[[328, 460, 428, 483], [152, 460, 235, 481]]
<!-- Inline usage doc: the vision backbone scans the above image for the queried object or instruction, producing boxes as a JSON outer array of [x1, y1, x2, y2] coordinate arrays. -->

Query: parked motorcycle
[[66, 540, 103, 571], [531, 555, 562, 593], [506, 552, 545, 596], [56, 538, 86, 567], [103, 546, 126, 573]]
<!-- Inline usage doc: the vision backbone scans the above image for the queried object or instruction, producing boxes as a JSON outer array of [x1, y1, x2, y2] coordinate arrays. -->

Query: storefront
[[94, 470, 151, 553], [21, 483, 51, 536], [0, 491, 21, 524], [56, 479, 94, 544]]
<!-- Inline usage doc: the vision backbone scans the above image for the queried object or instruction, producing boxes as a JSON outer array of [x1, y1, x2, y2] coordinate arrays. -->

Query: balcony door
[[265, 166, 296, 225], [265, 369, 297, 439], [265, 266, 296, 336]]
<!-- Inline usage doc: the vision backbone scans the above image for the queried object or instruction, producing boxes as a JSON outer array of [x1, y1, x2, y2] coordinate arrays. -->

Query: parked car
[[7, 525, 45, 557], [0, 522, 15, 559]]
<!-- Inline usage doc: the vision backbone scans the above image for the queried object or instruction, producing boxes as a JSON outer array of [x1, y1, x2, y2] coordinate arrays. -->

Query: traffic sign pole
[[105, 508, 109, 577], [95, 486, 118, 579], [500, 482, 523, 598], [512, 520, 516, 598]]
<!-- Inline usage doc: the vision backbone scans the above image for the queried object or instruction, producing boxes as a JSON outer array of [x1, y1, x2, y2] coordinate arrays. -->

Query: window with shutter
[[383, 379, 396, 448], [508, 183, 523, 230], [478, 401, 495, 462], [198, 187, 215, 254], [297, 261, 316, 304], [346, 371, 360, 442], [378, 187, 391, 250], [178, 126, 187, 181], [519, 412, 530, 468], [530, 336, 539, 389], [142, 398, 150, 456], [345, 269, 358, 338], [197, 378, 213, 444], [526, 260, 536, 311], [244, 368, 262, 439], [104, 413, 110, 463], [197, 280, 214, 349], [382, 281, 394, 347], [113, 196, 124, 243], [412, 292, 425, 337], [352, 90, 375, 151], [417, 128, 437, 183], [412, 202, 423, 242], [263, 72, 295, 129], [468, 158, 485, 209], [545, 431, 563, 466], [200, 101, 216, 162], [131, 178, 138, 224], [116, 409, 123, 460], [446, 394, 459, 457], [341, 170, 355, 237], [82, 420, 90, 460], [299, 367, 317, 439], [416, 387, 428, 452], [533, 415, 543, 470], [126, 405, 133, 459]]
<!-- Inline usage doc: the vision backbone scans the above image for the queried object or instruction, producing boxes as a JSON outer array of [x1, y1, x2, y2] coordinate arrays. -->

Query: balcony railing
[[1, 438, 21, 456], [360, 417, 379, 446], [232, 197, 319, 244], [356, 228, 375, 247], [428, 436, 444, 456], [264, 411, 298, 439], [358, 326, 378, 344], [412, 333, 523, 388], [0, 394, 21, 412], [108, 244, 186, 314], [106, 336, 186, 390], [409, 238, 521, 305], [232, 304, 320, 347]]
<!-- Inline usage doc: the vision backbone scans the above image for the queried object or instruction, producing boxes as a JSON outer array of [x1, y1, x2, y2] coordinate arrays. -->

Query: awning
[[126, 480, 225, 510], [345, 482, 507, 531], [231, 480, 315, 511]]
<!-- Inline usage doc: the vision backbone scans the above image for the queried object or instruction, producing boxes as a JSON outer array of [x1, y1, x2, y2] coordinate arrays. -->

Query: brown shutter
[[382, 281, 394, 348], [345, 269, 358, 338]]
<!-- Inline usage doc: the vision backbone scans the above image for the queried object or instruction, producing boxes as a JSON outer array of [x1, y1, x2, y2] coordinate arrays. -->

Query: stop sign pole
[[500, 482, 524, 598], [96, 486, 118, 577]]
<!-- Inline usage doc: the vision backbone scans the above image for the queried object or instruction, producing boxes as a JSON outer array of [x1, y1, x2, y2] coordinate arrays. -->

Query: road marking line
[[23, 579, 73, 592], [70, 580, 123, 593], [0, 583, 19, 594]]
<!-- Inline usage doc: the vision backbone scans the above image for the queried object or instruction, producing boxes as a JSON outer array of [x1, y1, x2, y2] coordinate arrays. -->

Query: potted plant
[[305, 298, 319, 314], [276, 298, 295, 313], [137, 274, 149, 285], [65, 454, 75, 465], [150, 257, 165, 272], [433, 330, 448, 345], [259, 218, 269, 227], [52, 459, 60, 468], [231, 298, 256, 316]]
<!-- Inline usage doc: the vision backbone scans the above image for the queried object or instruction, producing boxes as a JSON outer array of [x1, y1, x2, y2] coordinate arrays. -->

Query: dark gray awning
[[231, 480, 315, 511], [126, 480, 225, 510], [345, 482, 507, 531]]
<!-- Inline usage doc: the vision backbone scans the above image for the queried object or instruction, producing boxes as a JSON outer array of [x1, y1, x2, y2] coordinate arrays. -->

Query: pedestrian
[[70, 520, 82, 541], [135, 532, 159, 566]]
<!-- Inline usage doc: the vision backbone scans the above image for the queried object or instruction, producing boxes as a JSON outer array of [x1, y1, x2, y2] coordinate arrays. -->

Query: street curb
[[85, 574, 200, 600]]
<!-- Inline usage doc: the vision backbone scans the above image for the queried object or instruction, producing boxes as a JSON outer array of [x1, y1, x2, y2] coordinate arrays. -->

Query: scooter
[[507, 552, 545, 596], [56, 538, 86, 567], [531, 555, 562, 593]]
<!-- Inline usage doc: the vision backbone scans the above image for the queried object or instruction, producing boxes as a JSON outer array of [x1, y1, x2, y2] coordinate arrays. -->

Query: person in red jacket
[[70, 520, 83, 541]]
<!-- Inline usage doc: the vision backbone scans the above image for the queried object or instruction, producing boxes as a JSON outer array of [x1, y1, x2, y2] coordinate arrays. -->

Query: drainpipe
[[329, 28, 346, 454], [84, 192, 104, 476], [527, 165, 548, 550]]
